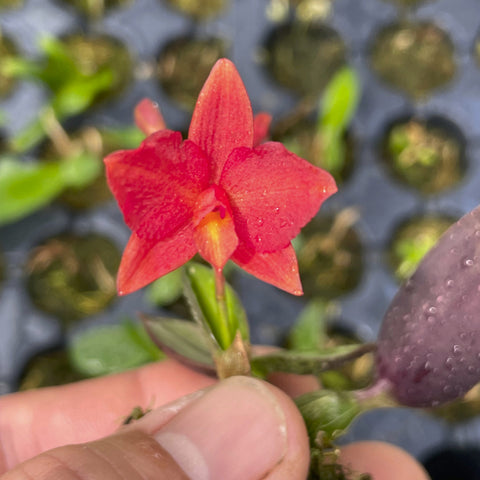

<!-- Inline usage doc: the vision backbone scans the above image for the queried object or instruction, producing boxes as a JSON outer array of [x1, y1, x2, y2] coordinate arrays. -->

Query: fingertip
[[339, 441, 431, 480], [262, 381, 310, 480]]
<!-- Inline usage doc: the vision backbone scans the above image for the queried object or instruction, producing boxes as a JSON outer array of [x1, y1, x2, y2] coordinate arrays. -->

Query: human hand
[[0, 360, 430, 479]]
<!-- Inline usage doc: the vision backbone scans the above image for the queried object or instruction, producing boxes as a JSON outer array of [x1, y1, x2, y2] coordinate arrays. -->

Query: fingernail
[[154, 376, 287, 480]]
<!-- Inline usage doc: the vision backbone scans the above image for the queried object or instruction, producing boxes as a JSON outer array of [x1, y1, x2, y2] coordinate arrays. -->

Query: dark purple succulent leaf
[[377, 205, 480, 407]]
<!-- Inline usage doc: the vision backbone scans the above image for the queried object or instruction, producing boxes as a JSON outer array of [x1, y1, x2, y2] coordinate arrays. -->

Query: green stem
[[213, 267, 231, 350], [213, 267, 251, 378]]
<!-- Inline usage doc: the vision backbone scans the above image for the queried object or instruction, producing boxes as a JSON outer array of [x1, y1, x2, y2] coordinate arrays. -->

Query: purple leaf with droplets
[[377, 205, 480, 407]]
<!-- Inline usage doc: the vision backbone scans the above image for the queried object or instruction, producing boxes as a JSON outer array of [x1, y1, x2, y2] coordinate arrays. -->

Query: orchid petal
[[232, 243, 303, 295], [134, 98, 166, 135], [188, 58, 254, 182], [253, 112, 272, 146], [194, 210, 239, 271], [117, 226, 196, 295], [221, 142, 337, 253], [105, 130, 210, 241]]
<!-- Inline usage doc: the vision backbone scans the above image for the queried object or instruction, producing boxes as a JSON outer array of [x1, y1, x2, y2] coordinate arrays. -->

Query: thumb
[[1, 376, 310, 480]]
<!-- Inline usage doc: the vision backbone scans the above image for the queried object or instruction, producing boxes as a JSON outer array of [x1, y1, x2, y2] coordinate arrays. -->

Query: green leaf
[[0, 56, 43, 80], [288, 300, 329, 352], [184, 262, 249, 350], [37, 36, 79, 89], [146, 267, 184, 306], [9, 117, 47, 153], [0, 153, 101, 225], [141, 314, 215, 374], [251, 344, 376, 377], [319, 67, 360, 134], [69, 321, 163, 377], [52, 68, 114, 117], [0, 158, 65, 225], [102, 127, 145, 150], [295, 389, 361, 447], [60, 152, 102, 189], [319, 127, 345, 174]]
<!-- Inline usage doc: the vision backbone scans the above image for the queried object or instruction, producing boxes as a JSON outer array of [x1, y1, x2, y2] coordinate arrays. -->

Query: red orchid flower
[[105, 59, 337, 296]]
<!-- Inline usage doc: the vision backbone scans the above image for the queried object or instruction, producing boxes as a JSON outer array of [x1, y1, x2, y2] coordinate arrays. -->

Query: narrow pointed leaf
[[288, 300, 329, 352], [184, 262, 249, 349], [251, 344, 376, 377], [319, 67, 359, 133], [141, 314, 215, 375]]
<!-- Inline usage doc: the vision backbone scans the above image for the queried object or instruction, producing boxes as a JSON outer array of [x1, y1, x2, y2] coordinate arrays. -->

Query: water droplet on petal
[[453, 344, 462, 354], [446, 279, 455, 288]]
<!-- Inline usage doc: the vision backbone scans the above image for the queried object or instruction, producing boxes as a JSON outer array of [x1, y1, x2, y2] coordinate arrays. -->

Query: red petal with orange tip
[[232, 243, 303, 295], [117, 226, 196, 295], [105, 130, 211, 242], [221, 142, 337, 253], [134, 98, 166, 135], [188, 58, 254, 182], [194, 210, 239, 271]]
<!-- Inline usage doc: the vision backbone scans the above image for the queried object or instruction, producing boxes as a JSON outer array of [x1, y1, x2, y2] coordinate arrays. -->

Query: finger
[[339, 441, 431, 480], [2, 377, 310, 480], [0, 359, 215, 472], [266, 372, 320, 398]]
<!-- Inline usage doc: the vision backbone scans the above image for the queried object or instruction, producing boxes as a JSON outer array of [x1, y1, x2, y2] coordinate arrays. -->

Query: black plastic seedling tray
[[2, 0, 480, 469]]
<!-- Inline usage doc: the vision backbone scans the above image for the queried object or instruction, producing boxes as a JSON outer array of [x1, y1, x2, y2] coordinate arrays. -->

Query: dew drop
[[446, 279, 455, 288], [462, 257, 474, 267], [274, 207, 280, 214], [453, 344, 462, 354], [427, 316, 436, 324], [257, 218, 264, 226], [443, 385, 453, 394], [445, 357, 454, 369], [428, 306, 437, 314]]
